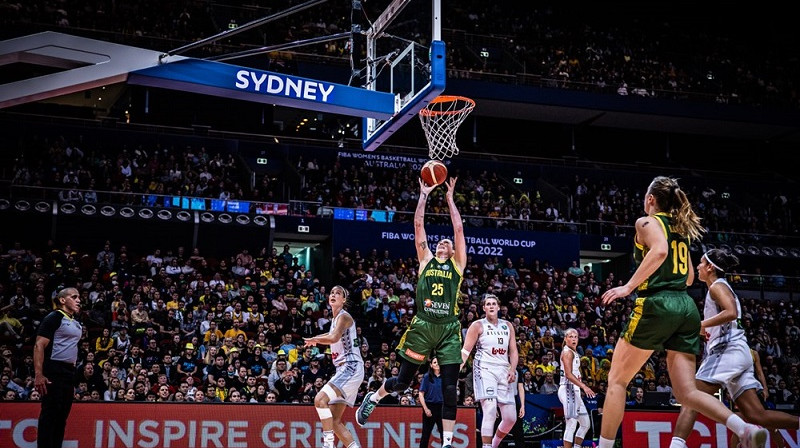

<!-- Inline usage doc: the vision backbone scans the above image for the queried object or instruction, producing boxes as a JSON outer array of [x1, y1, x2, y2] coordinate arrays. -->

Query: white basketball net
[[418, 96, 475, 160]]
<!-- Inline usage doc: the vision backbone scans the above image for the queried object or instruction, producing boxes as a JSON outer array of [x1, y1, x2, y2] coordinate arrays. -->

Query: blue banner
[[332, 220, 579, 267], [522, 393, 598, 437], [129, 59, 395, 118]]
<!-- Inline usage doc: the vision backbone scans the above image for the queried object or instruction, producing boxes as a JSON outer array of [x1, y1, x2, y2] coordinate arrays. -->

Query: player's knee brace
[[563, 418, 578, 442], [442, 384, 458, 420], [384, 377, 407, 393], [576, 413, 590, 439], [480, 399, 497, 436]]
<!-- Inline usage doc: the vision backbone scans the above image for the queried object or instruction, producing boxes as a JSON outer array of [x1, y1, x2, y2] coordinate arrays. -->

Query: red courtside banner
[[622, 410, 797, 448], [0, 403, 476, 448]]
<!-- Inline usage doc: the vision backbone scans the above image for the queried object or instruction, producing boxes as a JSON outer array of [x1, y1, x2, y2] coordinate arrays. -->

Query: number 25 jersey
[[416, 257, 463, 323]]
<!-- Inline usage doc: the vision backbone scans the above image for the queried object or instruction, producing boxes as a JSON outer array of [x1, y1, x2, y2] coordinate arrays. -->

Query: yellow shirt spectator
[[224, 324, 247, 342]]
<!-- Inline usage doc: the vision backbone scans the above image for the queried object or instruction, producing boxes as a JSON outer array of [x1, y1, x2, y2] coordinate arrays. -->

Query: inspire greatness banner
[[332, 220, 579, 269], [0, 403, 476, 448]]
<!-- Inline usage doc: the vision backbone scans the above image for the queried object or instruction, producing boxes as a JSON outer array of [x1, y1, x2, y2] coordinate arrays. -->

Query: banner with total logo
[[622, 410, 796, 448], [0, 403, 476, 448]]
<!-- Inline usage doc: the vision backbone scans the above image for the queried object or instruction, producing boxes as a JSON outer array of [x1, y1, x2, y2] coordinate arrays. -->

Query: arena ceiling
[[2, 32, 800, 151]]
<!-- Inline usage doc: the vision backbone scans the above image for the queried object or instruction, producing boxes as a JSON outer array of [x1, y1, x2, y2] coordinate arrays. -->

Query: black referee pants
[[38, 363, 75, 448]]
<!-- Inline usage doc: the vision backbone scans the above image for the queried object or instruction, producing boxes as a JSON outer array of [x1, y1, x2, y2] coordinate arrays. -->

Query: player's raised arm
[[445, 177, 466, 272], [415, 178, 437, 268]]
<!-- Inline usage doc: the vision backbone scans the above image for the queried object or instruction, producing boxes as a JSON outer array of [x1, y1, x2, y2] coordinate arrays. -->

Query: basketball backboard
[[0, 0, 445, 153], [361, 0, 446, 151]]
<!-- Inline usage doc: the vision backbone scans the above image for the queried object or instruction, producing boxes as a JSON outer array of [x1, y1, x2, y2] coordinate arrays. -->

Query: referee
[[34, 287, 82, 448]]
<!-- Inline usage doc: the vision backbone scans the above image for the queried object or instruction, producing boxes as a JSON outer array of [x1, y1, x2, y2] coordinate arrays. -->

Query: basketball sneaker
[[356, 392, 377, 427], [740, 424, 767, 448]]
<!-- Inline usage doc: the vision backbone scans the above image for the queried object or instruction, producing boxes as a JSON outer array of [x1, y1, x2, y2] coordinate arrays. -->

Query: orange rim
[[418, 95, 475, 117]]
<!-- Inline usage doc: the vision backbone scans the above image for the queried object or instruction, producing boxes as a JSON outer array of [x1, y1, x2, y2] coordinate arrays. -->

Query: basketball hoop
[[418, 95, 475, 160]]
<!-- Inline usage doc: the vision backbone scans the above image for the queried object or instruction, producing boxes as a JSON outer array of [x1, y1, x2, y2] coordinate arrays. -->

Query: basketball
[[420, 160, 448, 186]]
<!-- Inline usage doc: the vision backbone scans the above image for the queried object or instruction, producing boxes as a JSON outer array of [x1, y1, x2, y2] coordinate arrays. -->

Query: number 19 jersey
[[635, 212, 689, 293]]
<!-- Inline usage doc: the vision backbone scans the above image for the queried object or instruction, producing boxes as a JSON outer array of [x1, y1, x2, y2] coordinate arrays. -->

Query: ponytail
[[648, 176, 705, 241]]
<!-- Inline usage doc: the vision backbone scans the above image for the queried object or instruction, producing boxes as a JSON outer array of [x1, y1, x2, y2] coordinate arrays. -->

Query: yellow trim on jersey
[[397, 316, 416, 348], [449, 256, 464, 317], [653, 213, 670, 239], [442, 256, 463, 277], [624, 297, 647, 342], [636, 213, 671, 252], [433, 256, 463, 317]]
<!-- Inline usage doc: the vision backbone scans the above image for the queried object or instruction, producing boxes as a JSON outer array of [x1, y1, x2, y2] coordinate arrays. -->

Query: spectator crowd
[[2, 5, 800, 443], [1, 0, 797, 110], [9, 128, 800, 250], [3, 237, 800, 417]]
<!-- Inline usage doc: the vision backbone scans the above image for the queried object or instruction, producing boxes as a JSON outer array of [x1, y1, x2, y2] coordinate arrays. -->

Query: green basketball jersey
[[633, 213, 691, 293], [416, 257, 462, 323]]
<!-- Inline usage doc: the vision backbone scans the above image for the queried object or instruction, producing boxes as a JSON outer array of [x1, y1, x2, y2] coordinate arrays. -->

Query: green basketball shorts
[[622, 290, 701, 354]]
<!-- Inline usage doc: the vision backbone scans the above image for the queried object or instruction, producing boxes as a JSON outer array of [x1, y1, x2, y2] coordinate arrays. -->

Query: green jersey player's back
[[634, 213, 691, 293]]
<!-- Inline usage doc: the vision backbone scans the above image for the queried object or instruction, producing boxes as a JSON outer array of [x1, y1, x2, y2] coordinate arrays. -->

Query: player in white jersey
[[304, 286, 364, 448], [460, 294, 518, 448], [670, 250, 799, 448], [559, 328, 596, 448]]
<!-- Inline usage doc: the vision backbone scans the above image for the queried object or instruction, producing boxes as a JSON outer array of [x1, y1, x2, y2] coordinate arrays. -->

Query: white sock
[[369, 392, 380, 403], [442, 431, 453, 446], [669, 436, 687, 448], [491, 435, 503, 448], [598, 436, 616, 448], [323, 430, 334, 448], [483, 444, 492, 448], [726, 414, 747, 437], [347, 442, 359, 448]]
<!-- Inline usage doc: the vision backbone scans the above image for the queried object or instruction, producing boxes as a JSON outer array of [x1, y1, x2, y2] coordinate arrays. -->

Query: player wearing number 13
[[460, 294, 518, 448], [596, 176, 767, 448], [356, 177, 466, 448]]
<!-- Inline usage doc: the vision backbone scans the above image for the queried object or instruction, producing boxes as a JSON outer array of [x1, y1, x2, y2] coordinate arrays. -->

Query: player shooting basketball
[[357, 177, 465, 448]]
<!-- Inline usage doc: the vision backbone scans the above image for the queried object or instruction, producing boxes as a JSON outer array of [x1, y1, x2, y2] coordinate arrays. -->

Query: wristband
[[461, 349, 471, 357]]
